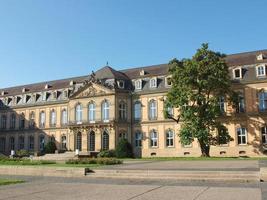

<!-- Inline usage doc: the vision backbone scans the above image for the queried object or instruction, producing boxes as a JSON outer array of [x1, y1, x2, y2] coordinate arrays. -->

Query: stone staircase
[[33, 151, 75, 162], [86, 169, 260, 182]]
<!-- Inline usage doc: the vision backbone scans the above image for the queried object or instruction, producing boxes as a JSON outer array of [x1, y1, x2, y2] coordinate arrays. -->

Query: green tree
[[115, 139, 133, 158], [165, 43, 236, 157]]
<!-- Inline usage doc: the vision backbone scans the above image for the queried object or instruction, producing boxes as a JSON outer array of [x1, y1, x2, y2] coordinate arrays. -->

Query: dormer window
[[42, 92, 47, 101], [140, 70, 145, 76], [69, 80, 75, 86], [150, 78, 157, 88], [135, 80, 142, 90], [256, 65, 266, 77], [63, 90, 68, 98], [52, 91, 57, 99], [165, 76, 172, 87], [233, 68, 242, 79], [117, 80, 125, 89], [22, 88, 28, 93], [257, 54, 264, 61], [1, 91, 7, 96], [45, 84, 51, 89]]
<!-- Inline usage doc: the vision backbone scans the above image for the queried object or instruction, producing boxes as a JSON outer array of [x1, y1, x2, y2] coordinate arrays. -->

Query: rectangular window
[[150, 131, 158, 147], [219, 96, 225, 113], [236, 95, 245, 113], [135, 80, 142, 90], [256, 65, 266, 77], [149, 78, 157, 88], [166, 130, 174, 147], [259, 92, 267, 112], [233, 68, 242, 79], [237, 127, 247, 145], [135, 132, 142, 147]]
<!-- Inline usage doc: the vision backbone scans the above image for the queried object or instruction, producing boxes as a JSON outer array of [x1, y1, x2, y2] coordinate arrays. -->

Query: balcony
[[68, 118, 115, 128]]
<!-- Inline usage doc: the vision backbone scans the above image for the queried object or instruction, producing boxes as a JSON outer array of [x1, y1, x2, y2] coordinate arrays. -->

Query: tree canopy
[[165, 43, 236, 157]]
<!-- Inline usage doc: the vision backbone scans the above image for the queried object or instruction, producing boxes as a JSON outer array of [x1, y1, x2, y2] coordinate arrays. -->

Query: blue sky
[[0, 0, 267, 88]]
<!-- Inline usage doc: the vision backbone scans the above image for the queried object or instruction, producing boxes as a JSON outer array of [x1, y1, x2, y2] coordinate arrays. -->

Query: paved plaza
[[0, 160, 266, 200]]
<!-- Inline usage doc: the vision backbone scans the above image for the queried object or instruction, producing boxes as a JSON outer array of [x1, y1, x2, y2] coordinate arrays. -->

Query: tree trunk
[[199, 140, 210, 157]]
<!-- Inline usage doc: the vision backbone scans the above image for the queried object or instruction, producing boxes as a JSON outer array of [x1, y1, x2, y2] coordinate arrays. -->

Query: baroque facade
[[0, 49, 267, 157]]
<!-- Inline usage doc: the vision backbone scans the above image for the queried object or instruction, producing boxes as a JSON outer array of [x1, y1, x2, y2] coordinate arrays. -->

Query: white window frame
[[237, 127, 247, 145], [76, 104, 83, 124], [166, 129, 174, 147], [135, 79, 142, 90], [88, 102, 96, 123], [233, 67, 242, 79], [119, 101, 127, 120], [219, 96, 225, 113], [150, 130, 158, 147], [256, 65, 266, 77], [61, 109, 68, 125], [149, 100, 157, 120], [102, 101, 110, 122], [149, 78, 157, 88]]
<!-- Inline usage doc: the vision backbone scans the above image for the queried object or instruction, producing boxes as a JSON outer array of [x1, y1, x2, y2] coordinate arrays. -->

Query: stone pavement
[[0, 175, 263, 200], [105, 159, 260, 171]]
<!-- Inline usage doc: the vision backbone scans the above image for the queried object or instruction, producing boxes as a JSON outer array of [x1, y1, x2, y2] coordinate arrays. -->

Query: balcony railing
[[68, 118, 114, 126]]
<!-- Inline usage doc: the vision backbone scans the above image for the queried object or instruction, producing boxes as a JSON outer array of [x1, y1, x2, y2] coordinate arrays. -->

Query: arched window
[[61, 109, 68, 125], [50, 109, 56, 127], [88, 131, 95, 151], [135, 131, 142, 147], [150, 129, 158, 147], [9, 137, 15, 150], [102, 100, 110, 122], [119, 101, 127, 120], [28, 136, 34, 151], [75, 104, 83, 123], [39, 135, 45, 151], [61, 135, 67, 150], [88, 102, 96, 122], [1, 115, 7, 129], [29, 111, 35, 128], [134, 101, 142, 121], [19, 113, 25, 129], [76, 132, 82, 151], [10, 114, 16, 129], [102, 130, 109, 150], [40, 111, 46, 128], [148, 100, 157, 120], [166, 129, 174, 147], [18, 136, 25, 150]]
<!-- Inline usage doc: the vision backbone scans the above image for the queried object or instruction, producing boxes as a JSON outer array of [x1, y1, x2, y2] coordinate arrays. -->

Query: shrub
[[16, 150, 29, 158], [44, 141, 57, 154], [97, 150, 116, 158], [65, 157, 122, 165], [115, 139, 133, 158]]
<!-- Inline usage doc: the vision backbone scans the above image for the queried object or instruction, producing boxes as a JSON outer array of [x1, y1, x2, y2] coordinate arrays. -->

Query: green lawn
[[0, 179, 24, 186]]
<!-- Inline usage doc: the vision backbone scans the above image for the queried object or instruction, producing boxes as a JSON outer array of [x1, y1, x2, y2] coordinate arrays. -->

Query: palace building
[[0, 49, 267, 157]]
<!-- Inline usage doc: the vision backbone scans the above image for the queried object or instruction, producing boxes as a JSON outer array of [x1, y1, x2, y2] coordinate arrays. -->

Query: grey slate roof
[[0, 49, 267, 97]]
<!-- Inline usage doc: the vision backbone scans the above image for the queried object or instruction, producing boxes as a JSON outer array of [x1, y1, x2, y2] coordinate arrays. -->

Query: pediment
[[71, 82, 114, 98]]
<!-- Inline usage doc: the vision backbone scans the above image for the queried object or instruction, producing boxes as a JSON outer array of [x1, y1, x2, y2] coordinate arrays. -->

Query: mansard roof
[[225, 49, 267, 66], [0, 49, 267, 97], [95, 66, 129, 80]]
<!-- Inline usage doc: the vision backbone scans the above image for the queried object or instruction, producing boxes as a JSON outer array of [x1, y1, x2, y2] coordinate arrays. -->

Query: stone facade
[[1, 49, 267, 157]]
